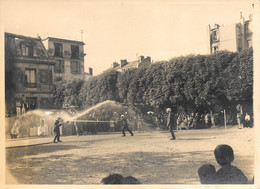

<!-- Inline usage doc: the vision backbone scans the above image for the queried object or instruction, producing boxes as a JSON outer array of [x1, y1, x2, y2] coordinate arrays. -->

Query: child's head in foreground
[[214, 144, 234, 166], [198, 164, 216, 184]]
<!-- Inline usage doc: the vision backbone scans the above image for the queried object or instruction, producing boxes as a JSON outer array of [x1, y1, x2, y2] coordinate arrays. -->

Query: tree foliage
[[51, 49, 253, 114]]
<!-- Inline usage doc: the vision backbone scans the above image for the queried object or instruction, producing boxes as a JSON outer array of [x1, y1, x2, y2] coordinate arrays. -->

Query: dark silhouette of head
[[214, 144, 234, 166], [101, 174, 123, 184], [101, 174, 141, 184], [198, 164, 216, 184]]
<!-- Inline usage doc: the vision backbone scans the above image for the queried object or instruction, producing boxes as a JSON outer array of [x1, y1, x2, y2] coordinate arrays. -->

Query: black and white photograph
[[1, 0, 260, 188]]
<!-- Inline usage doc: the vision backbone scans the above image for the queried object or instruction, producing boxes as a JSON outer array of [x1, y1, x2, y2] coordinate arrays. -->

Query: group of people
[[100, 144, 250, 185], [237, 112, 252, 129], [176, 112, 214, 130], [198, 144, 249, 184]]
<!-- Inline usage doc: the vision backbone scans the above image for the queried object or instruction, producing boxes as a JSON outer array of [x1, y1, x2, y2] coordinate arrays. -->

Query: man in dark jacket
[[166, 108, 176, 140], [120, 115, 134, 137], [53, 117, 63, 143]]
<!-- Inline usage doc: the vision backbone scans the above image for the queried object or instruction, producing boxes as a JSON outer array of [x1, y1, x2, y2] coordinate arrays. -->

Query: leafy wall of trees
[[52, 48, 253, 114]]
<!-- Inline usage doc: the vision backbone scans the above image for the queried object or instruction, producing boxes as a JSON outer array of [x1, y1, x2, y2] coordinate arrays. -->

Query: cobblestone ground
[[6, 126, 254, 184]]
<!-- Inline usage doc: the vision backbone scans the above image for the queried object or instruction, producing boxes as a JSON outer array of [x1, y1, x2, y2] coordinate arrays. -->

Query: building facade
[[42, 37, 88, 80], [112, 55, 151, 72], [5, 32, 56, 113], [209, 13, 253, 53]]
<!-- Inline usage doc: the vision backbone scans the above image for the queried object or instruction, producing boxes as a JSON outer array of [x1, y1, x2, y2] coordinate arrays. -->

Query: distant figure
[[37, 125, 45, 136], [101, 174, 141, 184], [110, 120, 115, 132], [21, 103, 26, 115], [166, 108, 176, 140], [237, 113, 243, 129], [211, 115, 215, 127], [204, 113, 210, 128], [244, 113, 251, 128], [11, 118, 21, 138], [137, 114, 144, 132], [198, 164, 216, 184], [120, 115, 134, 137], [214, 144, 248, 184], [53, 118, 63, 143], [16, 101, 21, 117]]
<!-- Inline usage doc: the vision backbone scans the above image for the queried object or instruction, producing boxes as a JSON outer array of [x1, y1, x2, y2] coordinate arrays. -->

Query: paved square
[[6, 127, 254, 184]]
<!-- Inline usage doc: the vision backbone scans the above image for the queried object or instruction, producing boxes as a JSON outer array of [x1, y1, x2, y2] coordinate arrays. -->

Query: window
[[25, 69, 37, 88], [213, 45, 219, 53], [54, 60, 65, 73], [237, 40, 242, 51], [54, 43, 63, 57], [71, 45, 79, 59], [39, 69, 52, 84], [244, 23, 249, 34], [212, 29, 219, 42], [71, 61, 81, 74], [21, 44, 33, 56]]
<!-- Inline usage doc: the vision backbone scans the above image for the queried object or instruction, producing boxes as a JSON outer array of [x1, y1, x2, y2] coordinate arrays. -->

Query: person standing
[[120, 115, 134, 137], [137, 114, 144, 132], [53, 118, 63, 143], [166, 108, 177, 140], [244, 113, 251, 128]]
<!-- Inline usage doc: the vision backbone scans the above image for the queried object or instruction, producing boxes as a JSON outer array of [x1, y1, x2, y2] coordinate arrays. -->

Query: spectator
[[211, 115, 215, 127], [101, 174, 141, 184], [166, 108, 177, 140], [204, 113, 210, 128], [198, 164, 216, 184], [214, 144, 248, 184], [244, 113, 251, 128], [137, 114, 144, 132], [237, 113, 243, 129], [11, 117, 21, 138]]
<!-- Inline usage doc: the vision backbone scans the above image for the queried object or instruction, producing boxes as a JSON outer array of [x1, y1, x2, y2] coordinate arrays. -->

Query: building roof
[[122, 60, 139, 69], [114, 61, 139, 70], [5, 32, 56, 64], [5, 32, 41, 41], [46, 37, 85, 45]]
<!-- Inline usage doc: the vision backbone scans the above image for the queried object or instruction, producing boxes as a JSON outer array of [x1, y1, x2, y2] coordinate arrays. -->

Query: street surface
[[6, 126, 254, 184]]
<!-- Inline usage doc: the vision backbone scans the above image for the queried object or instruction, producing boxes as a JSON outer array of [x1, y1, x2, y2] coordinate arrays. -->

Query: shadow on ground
[[6, 146, 214, 184]]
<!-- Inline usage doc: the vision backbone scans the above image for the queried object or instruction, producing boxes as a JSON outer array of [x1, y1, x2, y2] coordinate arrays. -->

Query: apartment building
[[209, 13, 253, 53], [42, 37, 88, 80], [5, 32, 56, 112]]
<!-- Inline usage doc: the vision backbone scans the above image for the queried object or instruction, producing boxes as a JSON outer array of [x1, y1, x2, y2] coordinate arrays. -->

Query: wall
[[219, 24, 237, 52]]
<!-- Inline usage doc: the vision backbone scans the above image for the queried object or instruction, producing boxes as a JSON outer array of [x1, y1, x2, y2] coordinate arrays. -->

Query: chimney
[[146, 56, 151, 63], [138, 56, 144, 63], [89, 68, 93, 76], [112, 61, 119, 68], [120, 59, 127, 67]]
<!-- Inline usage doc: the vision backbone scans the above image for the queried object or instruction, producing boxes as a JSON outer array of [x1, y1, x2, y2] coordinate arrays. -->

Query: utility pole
[[224, 109, 227, 130]]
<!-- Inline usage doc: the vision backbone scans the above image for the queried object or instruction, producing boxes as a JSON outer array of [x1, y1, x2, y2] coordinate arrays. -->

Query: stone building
[[5, 32, 56, 112], [42, 37, 91, 80], [112, 55, 151, 72], [209, 13, 253, 53]]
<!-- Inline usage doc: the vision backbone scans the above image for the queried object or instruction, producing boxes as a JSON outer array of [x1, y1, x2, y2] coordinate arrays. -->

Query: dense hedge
[[52, 48, 253, 114]]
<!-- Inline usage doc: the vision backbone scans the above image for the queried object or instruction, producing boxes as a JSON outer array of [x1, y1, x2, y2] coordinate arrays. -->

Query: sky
[[1, 0, 257, 75]]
